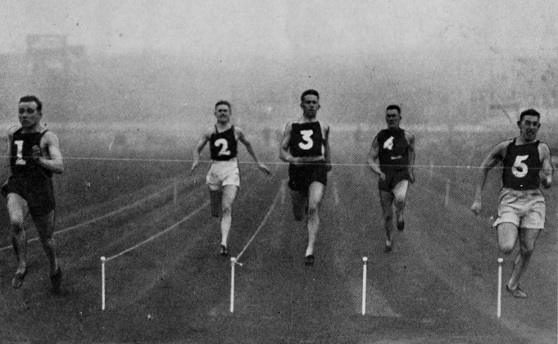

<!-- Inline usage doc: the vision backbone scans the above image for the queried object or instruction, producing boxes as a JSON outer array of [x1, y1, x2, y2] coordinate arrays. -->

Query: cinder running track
[[0, 136, 555, 343]]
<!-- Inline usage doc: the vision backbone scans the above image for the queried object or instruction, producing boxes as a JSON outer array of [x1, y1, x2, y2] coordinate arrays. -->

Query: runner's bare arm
[[406, 132, 416, 183], [279, 122, 295, 163], [191, 128, 211, 173], [323, 124, 331, 171], [471, 141, 508, 214], [36, 131, 64, 174], [366, 135, 384, 180], [237, 127, 271, 175], [539, 143, 553, 188]]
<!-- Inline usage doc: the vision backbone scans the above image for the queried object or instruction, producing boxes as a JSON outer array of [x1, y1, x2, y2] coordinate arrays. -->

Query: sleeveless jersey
[[502, 139, 541, 190], [288, 121, 324, 158], [10, 128, 52, 178], [376, 128, 409, 169], [210, 126, 238, 161]]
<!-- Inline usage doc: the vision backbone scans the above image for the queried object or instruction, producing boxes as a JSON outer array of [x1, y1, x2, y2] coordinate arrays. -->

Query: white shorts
[[493, 188, 546, 229], [206, 159, 240, 191]]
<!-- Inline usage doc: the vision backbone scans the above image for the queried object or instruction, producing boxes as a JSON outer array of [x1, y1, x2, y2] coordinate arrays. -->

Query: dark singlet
[[502, 139, 542, 190], [288, 121, 324, 158], [376, 128, 409, 170], [209, 125, 238, 161], [10, 128, 52, 179]]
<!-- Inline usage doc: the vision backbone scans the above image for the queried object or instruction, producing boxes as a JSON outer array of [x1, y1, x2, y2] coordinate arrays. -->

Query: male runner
[[191, 100, 271, 256], [471, 109, 553, 298], [367, 105, 415, 252], [280, 89, 331, 265], [2, 95, 64, 293]]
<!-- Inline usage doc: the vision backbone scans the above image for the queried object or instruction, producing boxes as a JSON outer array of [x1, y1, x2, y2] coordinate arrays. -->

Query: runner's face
[[214, 104, 231, 124], [385, 109, 401, 129], [301, 95, 320, 119], [18, 101, 41, 129], [519, 115, 540, 142]]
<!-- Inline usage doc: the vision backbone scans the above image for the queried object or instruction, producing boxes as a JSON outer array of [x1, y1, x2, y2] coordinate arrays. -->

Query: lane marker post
[[497, 257, 503, 318], [230, 257, 236, 313], [101, 256, 106, 310], [362, 256, 368, 315]]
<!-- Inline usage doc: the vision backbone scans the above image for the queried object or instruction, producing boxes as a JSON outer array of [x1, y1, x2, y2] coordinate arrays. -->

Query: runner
[[367, 105, 415, 252], [191, 100, 271, 256], [280, 89, 331, 265], [471, 108, 553, 298], [2, 95, 64, 293]]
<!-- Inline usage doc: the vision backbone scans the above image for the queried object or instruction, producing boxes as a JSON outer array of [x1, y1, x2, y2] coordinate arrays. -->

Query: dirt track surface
[[0, 142, 556, 343]]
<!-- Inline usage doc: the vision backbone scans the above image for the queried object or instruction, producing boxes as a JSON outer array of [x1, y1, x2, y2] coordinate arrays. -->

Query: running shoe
[[397, 220, 405, 231], [384, 240, 393, 253], [51, 267, 63, 294], [220, 245, 229, 257], [11, 268, 27, 289], [304, 255, 315, 266], [506, 284, 527, 298]]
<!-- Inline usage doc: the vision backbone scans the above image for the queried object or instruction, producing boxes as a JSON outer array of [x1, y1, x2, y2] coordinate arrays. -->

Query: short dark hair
[[386, 104, 401, 114], [518, 108, 540, 123], [300, 89, 319, 102], [19, 95, 42, 112], [215, 100, 232, 110]]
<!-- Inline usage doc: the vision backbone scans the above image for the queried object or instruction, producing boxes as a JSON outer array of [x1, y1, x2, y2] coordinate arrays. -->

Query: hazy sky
[[1, 0, 557, 59]]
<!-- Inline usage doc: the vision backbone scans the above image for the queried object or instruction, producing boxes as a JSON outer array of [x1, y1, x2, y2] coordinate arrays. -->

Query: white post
[[230, 257, 236, 313], [362, 257, 368, 315], [497, 258, 503, 318], [101, 256, 106, 311]]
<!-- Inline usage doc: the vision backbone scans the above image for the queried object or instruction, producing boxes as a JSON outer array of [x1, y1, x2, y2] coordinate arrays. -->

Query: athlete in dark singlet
[[367, 105, 415, 252], [1, 95, 64, 293], [472, 109, 553, 298], [191, 100, 271, 256], [280, 89, 331, 265]]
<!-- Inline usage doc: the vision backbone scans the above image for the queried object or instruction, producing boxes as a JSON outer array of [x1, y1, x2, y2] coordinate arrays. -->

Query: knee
[[10, 218, 25, 233], [499, 243, 514, 254], [520, 244, 535, 257], [394, 196, 406, 207], [221, 203, 232, 214]]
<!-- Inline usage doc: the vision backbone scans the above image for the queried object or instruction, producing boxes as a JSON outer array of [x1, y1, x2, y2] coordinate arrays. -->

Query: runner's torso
[[210, 126, 238, 161], [10, 128, 52, 178], [377, 128, 409, 170], [289, 121, 324, 158], [502, 139, 542, 190]]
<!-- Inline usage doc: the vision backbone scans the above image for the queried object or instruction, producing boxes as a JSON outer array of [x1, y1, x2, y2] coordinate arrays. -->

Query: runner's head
[[517, 108, 540, 142], [385, 104, 401, 129], [300, 89, 320, 119], [214, 100, 232, 124], [18, 95, 43, 128]]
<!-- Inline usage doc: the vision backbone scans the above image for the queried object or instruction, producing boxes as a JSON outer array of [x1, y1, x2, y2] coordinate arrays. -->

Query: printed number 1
[[14, 140, 25, 165], [512, 155, 529, 178]]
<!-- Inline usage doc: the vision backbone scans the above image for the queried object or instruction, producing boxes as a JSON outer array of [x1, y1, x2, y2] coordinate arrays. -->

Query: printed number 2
[[512, 155, 529, 178], [214, 138, 230, 156], [14, 140, 25, 165], [298, 130, 314, 150]]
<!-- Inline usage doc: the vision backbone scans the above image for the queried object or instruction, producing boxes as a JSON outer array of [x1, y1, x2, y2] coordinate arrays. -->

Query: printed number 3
[[512, 155, 529, 178], [298, 130, 314, 150], [14, 140, 26, 165], [215, 138, 230, 156]]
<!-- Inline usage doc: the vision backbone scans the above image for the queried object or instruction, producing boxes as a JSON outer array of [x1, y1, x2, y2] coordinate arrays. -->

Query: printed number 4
[[215, 138, 230, 156], [298, 130, 314, 150], [14, 140, 26, 165], [512, 155, 529, 178]]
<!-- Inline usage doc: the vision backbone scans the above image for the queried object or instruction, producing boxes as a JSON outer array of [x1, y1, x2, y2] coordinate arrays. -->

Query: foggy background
[[0, 0, 557, 139]]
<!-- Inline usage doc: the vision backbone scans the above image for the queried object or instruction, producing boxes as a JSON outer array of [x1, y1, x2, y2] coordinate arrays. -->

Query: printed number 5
[[214, 138, 230, 156], [298, 130, 314, 150], [512, 155, 528, 178]]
